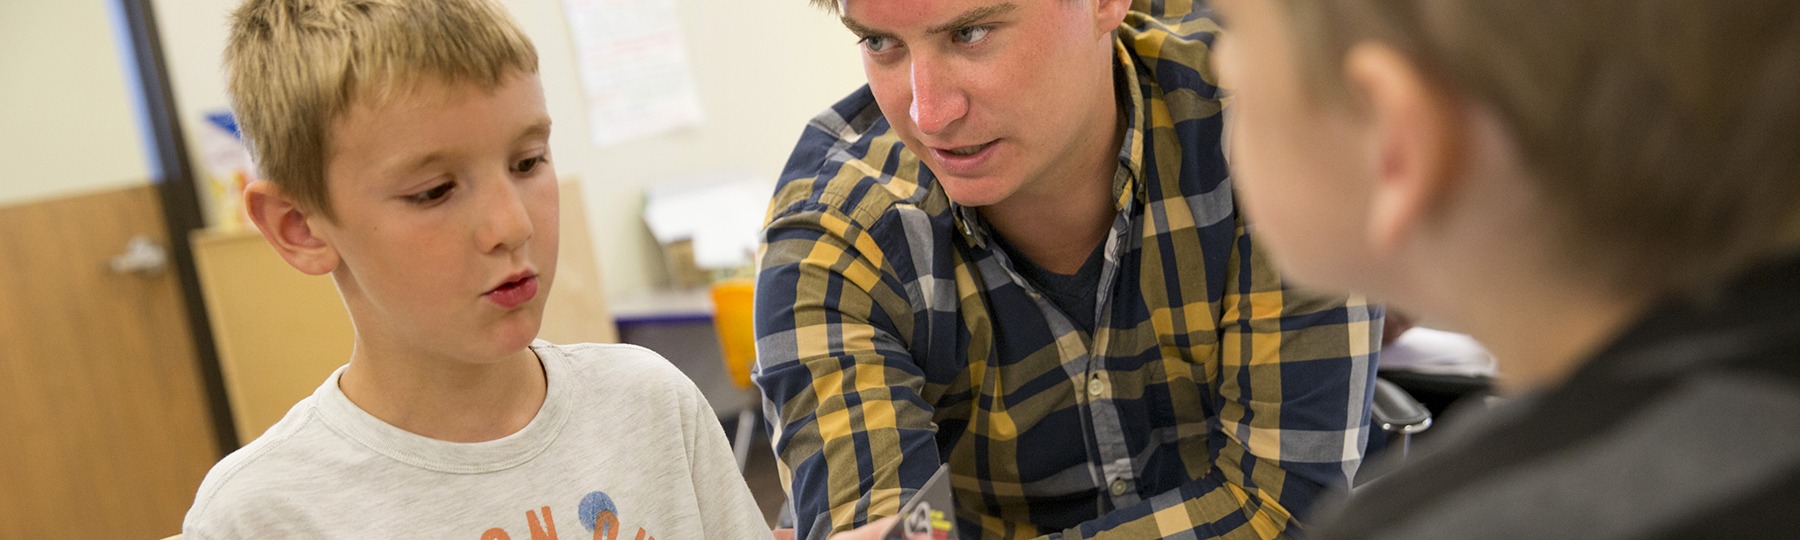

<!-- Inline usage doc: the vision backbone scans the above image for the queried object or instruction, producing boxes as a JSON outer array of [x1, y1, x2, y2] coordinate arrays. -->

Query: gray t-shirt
[[183, 341, 771, 539]]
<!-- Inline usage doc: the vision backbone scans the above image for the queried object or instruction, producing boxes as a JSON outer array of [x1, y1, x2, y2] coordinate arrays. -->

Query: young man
[[182, 0, 769, 537], [755, 0, 1382, 538], [1209, 0, 1800, 537]]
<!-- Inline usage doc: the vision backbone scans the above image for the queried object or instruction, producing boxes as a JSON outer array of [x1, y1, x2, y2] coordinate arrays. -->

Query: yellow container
[[710, 278, 757, 388]]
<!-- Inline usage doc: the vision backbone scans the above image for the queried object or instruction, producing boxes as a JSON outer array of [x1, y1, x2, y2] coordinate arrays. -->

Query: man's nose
[[908, 56, 968, 135]]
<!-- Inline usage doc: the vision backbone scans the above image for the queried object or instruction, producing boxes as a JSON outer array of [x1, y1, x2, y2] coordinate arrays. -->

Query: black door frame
[[116, 0, 240, 455]]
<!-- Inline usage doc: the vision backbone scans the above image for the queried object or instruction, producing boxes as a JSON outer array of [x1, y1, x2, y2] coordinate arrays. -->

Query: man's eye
[[859, 35, 897, 53], [512, 156, 546, 174], [953, 26, 991, 44], [408, 182, 455, 204]]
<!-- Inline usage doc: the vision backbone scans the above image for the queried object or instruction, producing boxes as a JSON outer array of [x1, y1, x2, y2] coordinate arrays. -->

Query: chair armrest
[[1372, 377, 1433, 435]]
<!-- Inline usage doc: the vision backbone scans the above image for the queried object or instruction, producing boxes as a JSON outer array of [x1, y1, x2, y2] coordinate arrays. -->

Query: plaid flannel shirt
[[755, 5, 1381, 539]]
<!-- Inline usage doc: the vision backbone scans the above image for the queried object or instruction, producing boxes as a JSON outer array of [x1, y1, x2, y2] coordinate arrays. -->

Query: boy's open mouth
[[485, 272, 539, 309], [492, 276, 530, 293]]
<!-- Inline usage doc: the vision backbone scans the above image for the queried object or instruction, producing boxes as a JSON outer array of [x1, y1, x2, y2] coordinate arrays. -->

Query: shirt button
[[1110, 479, 1128, 496], [1088, 374, 1107, 396]]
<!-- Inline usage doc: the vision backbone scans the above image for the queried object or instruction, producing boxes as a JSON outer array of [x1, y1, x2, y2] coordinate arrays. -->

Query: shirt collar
[[1112, 36, 1146, 212]]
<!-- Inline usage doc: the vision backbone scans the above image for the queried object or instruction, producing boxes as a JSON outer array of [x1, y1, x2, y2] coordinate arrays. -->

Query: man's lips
[[930, 141, 995, 157], [925, 140, 1000, 176]]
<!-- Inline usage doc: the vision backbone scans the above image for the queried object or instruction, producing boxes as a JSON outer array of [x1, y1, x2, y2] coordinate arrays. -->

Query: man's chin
[[935, 175, 1018, 208]]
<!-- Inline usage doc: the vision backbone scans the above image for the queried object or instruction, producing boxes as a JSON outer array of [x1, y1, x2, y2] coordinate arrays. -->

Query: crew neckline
[[312, 340, 572, 474]]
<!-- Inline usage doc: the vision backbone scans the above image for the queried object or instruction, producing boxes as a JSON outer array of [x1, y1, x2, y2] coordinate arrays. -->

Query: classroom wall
[[151, 0, 865, 296], [0, 0, 152, 207]]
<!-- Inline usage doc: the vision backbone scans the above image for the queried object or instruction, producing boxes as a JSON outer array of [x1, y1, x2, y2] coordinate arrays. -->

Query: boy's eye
[[511, 156, 547, 174], [859, 35, 897, 53], [953, 26, 991, 44], [408, 182, 456, 205]]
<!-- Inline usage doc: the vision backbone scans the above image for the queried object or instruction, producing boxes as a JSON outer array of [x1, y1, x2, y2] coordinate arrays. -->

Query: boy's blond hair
[[224, 0, 538, 220], [1280, 0, 1800, 293]]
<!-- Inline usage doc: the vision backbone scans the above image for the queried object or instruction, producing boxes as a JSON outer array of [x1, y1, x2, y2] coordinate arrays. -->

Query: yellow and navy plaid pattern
[[755, 5, 1381, 539]]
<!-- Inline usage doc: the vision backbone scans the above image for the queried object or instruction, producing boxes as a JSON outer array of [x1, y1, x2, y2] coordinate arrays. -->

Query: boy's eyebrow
[[396, 153, 447, 175], [839, 2, 1018, 36], [516, 118, 552, 141], [389, 120, 551, 175]]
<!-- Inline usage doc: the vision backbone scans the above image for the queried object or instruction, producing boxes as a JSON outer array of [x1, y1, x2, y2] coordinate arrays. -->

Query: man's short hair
[[1281, 0, 1800, 293], [224, 0, 538, 219]]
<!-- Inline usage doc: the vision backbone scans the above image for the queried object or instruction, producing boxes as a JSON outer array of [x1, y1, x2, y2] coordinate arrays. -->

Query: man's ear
[[1344, 43, 1467, 254], [243, 181, 340, 276], [1093, 0, 1132, 37]]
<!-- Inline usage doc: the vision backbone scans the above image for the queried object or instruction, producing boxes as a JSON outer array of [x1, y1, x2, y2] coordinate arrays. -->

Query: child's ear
[[1345, 43, 1468, 255], [243, 181, 340, 276], [1093, 0, 1132, 37]]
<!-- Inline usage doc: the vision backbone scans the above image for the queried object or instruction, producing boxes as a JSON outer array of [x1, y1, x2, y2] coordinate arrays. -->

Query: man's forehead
[[838, 0, 1022, 32], [839, 0, 995, 11]]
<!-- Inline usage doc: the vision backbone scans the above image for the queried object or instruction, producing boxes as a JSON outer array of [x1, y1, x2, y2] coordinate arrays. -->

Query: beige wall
[[0, 0, 152, 207], [151, 0, 864, 296]]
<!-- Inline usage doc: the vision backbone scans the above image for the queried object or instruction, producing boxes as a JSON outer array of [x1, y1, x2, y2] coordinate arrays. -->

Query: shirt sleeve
[[1059, 225, 1382, 539], [682, 375, 780, 540], [754, 200, 945, 540]]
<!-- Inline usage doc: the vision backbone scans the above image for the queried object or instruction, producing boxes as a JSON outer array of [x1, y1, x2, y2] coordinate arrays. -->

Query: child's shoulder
[[184, 395, 336, 533], [531, 340, 703, 397], [531, 340, 724, 438]]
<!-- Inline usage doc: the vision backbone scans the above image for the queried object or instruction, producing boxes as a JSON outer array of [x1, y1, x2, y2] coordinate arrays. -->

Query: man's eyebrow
[[840, 15, 879, 36], [838, 3, 1019, 36], [926, 3, 1017, 34]]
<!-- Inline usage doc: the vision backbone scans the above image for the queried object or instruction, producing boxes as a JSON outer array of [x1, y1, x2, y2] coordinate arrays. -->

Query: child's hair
[[1280, 0, 1800, 293], [224, 0, 538, 220]]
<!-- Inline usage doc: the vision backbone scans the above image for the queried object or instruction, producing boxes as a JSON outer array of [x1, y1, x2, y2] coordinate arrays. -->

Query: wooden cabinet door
[[0, 185, 220, 538]]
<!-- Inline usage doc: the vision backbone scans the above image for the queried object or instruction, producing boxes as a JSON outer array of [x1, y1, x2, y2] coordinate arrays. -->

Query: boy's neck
[[337, 345, 548, 443], [1421, 263, 1654, 395]]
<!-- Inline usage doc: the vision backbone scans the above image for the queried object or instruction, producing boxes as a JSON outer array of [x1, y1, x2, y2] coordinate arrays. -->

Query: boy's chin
[[481, 313, 546, 357], [470, 284, 553, 358]]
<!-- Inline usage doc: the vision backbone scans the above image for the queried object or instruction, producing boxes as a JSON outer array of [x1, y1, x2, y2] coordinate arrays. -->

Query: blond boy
[[1207, 0, 1800, 538], [182, 0, 769, 537]]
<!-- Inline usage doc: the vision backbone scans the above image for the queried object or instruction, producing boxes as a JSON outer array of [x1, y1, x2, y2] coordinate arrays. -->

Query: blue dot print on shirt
[[579, 491, 618, 533]]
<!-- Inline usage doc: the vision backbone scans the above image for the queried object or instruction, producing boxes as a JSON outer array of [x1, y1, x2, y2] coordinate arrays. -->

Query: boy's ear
[[243, 181, 340, 276], [1093, 0, 1132, 37], [1345, 43, 1468, 254]]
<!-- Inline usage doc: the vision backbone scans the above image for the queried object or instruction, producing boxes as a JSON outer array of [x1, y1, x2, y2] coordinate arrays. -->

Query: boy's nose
[[477, 180, 535, 254]]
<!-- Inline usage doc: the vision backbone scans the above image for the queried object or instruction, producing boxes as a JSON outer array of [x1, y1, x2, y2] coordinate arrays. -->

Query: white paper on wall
[[560, 0, 706, 148]]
